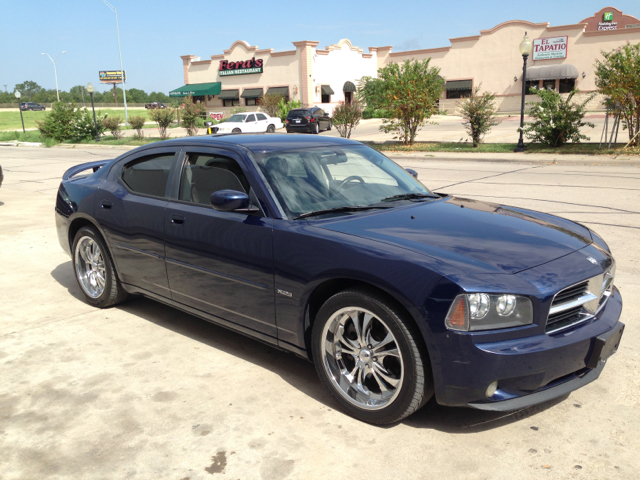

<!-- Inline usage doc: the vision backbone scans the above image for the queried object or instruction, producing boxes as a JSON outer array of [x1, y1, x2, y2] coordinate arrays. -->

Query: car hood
[[315, 196, 592, 275]]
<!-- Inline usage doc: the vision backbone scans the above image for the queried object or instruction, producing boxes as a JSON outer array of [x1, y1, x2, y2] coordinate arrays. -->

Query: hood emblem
[[586, 256, 598, 265]]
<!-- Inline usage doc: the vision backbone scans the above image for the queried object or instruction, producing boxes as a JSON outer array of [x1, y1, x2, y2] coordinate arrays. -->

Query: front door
[[95, 148, 180, 297], [163, 148, 276, 337]]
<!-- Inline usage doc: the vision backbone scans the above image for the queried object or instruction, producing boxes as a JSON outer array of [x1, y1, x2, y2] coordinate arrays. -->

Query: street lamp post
[[102, 0, 129, 124], [87, 83, 100, 142], [15, 91, 25, 134], [42, 51, 66, 102], [514, 32, 533, 153]]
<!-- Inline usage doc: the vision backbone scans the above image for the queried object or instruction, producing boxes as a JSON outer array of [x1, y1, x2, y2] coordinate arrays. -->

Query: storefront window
[[322, 93, 331, 103], [543, 79, 556, 91], [445, 89, 472, 99], [526, 80, 540, 94], [246, 98, 259, 106], [559, 79, 576, 94], [223, 99, 239, 107]]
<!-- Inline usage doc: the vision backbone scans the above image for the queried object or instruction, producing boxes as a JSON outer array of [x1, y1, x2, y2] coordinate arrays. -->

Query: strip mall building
[[172, 6, 640, 117]]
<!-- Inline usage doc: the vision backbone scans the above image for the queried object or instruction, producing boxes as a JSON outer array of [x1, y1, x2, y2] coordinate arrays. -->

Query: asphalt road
[[1, 146, 638, 480]]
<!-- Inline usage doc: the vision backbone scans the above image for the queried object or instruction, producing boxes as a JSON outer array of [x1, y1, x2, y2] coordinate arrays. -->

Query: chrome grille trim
[[545, 263, 614, 334]]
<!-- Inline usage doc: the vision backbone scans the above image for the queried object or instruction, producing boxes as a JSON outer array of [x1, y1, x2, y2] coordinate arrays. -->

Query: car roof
[[151, 134, 360, 154]]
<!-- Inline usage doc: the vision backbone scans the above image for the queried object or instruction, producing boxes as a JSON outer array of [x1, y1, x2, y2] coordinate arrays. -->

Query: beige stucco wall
[[312, 39, 378, 114], [382, 20, 640, 113]]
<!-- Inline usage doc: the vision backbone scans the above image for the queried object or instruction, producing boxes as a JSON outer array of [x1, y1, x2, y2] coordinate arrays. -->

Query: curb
[[386, 152, 640, 166]]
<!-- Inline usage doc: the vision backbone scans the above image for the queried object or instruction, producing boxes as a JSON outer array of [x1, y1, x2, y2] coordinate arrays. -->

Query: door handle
[[171, 214, 185, 225], [101, 200, 113, 209]]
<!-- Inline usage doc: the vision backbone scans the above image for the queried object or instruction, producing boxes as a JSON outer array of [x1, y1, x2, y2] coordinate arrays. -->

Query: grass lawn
[[0, 109, 153, 131], [370, 142, 640, 156]]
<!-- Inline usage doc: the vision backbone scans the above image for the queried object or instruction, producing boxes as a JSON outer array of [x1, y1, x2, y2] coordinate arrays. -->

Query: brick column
[[293, 41, 319, 107], [180, 55, 195, 84]]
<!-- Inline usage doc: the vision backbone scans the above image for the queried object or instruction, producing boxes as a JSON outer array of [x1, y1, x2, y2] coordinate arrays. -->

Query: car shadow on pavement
[[51, 260, 570, 433]]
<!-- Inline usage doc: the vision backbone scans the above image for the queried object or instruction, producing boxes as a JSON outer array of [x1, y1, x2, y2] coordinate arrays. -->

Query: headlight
[[445, 293, 533, 332]]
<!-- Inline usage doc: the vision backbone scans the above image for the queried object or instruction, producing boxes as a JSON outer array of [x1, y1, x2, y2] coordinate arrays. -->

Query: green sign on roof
[[603, 12, 613, 21]]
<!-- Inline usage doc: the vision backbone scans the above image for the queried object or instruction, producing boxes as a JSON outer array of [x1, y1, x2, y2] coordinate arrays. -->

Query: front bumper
[[435, 286, 623, 410]]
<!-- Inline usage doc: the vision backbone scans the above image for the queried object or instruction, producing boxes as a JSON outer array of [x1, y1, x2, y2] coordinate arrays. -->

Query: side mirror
[[406, 168, 418, 179], [210, 190, 250, 212]]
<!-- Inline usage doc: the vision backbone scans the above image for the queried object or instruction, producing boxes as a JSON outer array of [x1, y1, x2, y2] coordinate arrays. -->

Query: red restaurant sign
[[532, 36, 568, 61], [219, 58, 264, 76]]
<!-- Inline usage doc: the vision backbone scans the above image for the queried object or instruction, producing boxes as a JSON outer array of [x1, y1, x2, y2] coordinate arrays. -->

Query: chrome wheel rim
[[74, 236, 106, 298], [321, 307, 404, 410]]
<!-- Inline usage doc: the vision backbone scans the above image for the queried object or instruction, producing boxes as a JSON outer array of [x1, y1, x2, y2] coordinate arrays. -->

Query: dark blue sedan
[[55, 135, 624, 425]]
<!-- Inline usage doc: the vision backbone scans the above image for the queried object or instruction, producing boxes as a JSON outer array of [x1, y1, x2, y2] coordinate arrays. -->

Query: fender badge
[[586, 256, 598, 265], [277, 289, 293, 297]]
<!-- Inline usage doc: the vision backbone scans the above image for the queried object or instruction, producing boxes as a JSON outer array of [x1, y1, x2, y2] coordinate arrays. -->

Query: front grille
[[552, 281, 588, 304], [545, 266, 614, 334]]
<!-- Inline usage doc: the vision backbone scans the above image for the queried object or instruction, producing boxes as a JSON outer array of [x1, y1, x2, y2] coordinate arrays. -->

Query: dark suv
[[20, 102, 46, 111], [285, 107, 331, 134]]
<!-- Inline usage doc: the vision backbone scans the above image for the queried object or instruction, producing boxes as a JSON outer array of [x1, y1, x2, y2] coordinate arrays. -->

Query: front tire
[[72, 226, 128, 308], [311, 289, 432, 425], [232, 128, 241, 133], [327, 120, 332, 131]]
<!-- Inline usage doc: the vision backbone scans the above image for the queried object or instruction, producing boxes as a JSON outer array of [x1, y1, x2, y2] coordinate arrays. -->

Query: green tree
[[15, 81, 45, 101], [180, 96, 206, 136], [458, 85, 501, 147], [356, 76, 385, 114], [332, 101, 363, 138], [69, 85, 87, 103], [522, 89, 595, 147], [376, 59, 444, 145], [260, 93, 283, 118], [127, 88, 149, 103], [595, 42, 640, 147], [277, 98, 302, 122], [36, 102, 78, 141], [149, 107, 176, 140]]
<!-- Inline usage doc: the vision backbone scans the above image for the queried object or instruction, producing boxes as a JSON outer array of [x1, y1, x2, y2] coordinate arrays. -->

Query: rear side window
[[121, 154, 175, 197], [256, 113, 267, 121]]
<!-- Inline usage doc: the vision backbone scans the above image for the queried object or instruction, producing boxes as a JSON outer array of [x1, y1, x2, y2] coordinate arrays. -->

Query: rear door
[[244, 114, 258, 132], [95, 147, 181, 297], [163, 147, 277, 337], [255, 113, 269, 131]]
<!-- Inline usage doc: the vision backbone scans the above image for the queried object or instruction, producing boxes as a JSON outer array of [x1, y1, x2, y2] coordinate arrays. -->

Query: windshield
[[227, 114, 247, 123], [251, 145, 432, 219]]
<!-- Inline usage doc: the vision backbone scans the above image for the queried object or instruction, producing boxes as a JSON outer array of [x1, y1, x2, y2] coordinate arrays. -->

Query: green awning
[[241, 88, 263, 99], [445, 80, 472, 91], [169, 82, 221, 97], [343, 81, 356, 93], [218, 89, 239, 100], [321, 85, 335, 95], [266, 87, 289, 96]]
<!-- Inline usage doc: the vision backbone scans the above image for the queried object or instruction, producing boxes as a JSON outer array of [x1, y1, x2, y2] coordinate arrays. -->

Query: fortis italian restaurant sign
[[219, 58, 264, 76], [532, 36, 568, 61]]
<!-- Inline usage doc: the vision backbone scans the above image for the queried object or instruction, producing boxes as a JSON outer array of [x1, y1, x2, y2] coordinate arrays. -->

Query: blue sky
[[1, 0, 638, 95]]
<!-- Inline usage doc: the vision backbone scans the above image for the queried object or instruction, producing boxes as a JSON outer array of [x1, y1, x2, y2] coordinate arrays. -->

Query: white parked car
[[214, 112, 283, 134]]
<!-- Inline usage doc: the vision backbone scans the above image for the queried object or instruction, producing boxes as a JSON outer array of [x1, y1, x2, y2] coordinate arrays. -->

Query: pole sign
[[99, 70, 126, 83], [532, 36, 568, 61], [219, 58, 263, 76], [209, 112, 224, 121]]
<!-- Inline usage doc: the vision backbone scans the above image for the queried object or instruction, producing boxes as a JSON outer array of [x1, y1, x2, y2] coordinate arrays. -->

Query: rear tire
[[72, 226, 128, 308], [312, 123, 319, 134], [327, 121, 332, 131], [311, 288, 433, 425], [267, 124, 276, 133]]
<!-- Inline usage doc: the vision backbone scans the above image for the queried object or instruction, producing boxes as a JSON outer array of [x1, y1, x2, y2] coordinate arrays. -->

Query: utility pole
[[102, 0, 129, 124], [3, 85, 7, 92]]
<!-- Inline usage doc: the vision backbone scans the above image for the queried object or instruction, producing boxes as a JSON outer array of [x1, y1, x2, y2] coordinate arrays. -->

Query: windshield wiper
[[294, 205, 391, 220], [381, 192, 440, 202]]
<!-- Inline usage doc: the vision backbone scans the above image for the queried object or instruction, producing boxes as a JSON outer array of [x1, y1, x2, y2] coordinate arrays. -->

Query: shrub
[[357, 76, 385, 111], [377, 59, 445, 145], [362, 108, 388, 119], [332, 101, 363, 138], [595, 42, 640, 147], [128, 115, 146, 140], [277, 98, 302, 122], [149, 107, 176, 140], [73, 108, 106, 140], [180, 96, 206, 136], [230, 106, 247, 115], [102, 115, 124, 139], [458, 85, 501, 147], [36, 102, 78, 141], [522, 89, 595, 147], [261, 93, 283, 118]]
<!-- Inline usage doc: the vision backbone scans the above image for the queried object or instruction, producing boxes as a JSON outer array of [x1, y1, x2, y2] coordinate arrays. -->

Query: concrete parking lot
[[1, 146, 638, 480]]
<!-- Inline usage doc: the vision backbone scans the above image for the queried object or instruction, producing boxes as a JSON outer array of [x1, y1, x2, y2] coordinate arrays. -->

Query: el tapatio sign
[[219, 58, 263, 76], [532, 36, 568, 61]]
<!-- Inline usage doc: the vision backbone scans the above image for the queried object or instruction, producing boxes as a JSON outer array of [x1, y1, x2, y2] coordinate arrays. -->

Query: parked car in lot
[[213, 112, 282, 134], [145, 102, 166, 109], [0, 164, 3, 187], [55, 135, 624, 425], [286, 107, 332, 134], [20, 102, 46, 111]]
